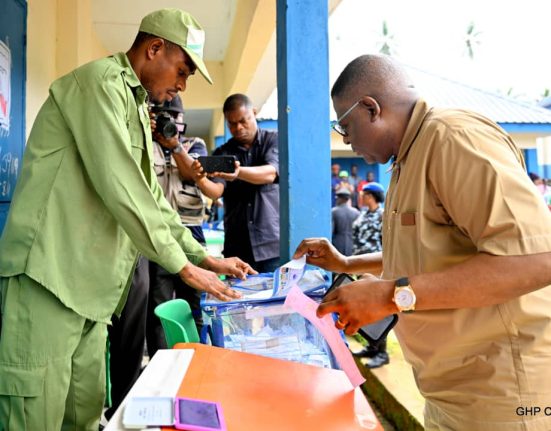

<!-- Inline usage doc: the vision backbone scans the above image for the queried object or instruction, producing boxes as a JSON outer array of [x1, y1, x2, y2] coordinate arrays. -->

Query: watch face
[[396, 289, 414, 308]]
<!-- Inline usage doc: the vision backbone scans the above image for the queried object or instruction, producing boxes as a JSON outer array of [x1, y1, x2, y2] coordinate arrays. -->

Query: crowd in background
[[330, 163, 389, 369], [331, 162, 376, 209]]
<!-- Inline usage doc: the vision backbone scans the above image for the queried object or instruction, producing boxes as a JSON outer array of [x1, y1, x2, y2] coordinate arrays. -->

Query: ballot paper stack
[[200, 265, 338, 369]]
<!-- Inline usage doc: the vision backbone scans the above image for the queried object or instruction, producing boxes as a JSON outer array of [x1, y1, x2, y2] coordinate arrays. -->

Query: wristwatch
[[392, 277, 416, 313], [171, 142, 185, 154]]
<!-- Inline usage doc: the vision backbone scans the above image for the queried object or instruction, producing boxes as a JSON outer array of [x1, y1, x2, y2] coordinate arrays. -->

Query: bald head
[[332, 54, 417, 108], [331, 55, 419, 164]]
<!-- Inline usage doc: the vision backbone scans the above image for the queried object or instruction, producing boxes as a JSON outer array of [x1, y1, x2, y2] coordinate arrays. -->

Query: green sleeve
[[51, 65, 204, 273]]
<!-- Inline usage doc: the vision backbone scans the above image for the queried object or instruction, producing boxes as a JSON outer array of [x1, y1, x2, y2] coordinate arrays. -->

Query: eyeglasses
[[332, 100, 360, 137]]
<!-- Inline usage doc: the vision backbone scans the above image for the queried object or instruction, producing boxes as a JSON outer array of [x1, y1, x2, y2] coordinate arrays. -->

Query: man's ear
[[360, 96, 381, 121], [146, 38, 165, 60]]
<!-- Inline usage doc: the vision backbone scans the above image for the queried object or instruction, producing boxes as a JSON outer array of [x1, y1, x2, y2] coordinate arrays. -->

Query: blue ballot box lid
[[200, 268, 330, 308]]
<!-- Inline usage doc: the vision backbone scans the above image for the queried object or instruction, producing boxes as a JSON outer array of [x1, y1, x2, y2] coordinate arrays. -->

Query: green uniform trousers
[[0, 275, 107, 431]]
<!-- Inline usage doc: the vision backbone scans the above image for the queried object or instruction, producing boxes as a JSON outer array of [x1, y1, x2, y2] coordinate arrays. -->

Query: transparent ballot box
[[201, 270, 338, 369]]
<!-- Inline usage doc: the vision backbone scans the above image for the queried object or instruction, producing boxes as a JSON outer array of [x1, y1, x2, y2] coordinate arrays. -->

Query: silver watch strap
[[172, 142, 185, 154]]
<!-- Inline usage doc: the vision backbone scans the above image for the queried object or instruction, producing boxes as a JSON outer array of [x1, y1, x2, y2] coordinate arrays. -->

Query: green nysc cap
[[139, 8, 213, 84]]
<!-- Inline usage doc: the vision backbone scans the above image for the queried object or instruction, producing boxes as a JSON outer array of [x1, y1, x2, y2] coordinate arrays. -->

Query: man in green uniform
[[0, 9, 253, 430], [295, 55, 551, 430]]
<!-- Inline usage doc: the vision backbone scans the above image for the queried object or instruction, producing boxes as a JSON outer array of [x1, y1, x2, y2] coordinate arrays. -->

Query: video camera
[[151, 95, 186, 139], [154, 111, 178, 139]]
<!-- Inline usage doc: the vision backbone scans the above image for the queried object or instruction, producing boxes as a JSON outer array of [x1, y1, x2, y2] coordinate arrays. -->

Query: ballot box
[[200, 269, 339, 369]]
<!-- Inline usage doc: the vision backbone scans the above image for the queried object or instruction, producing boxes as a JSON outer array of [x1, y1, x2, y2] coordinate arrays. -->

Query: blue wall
[[524, 149, 541, 177], [524, 148, 551, 180], [0, 0, 27, 234]]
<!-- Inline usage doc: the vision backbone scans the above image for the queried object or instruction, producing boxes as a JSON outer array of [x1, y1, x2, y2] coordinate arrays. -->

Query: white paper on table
[[131, 349, 194, 397], [105, 349, 195, 430], [284, 286, 366, 388]]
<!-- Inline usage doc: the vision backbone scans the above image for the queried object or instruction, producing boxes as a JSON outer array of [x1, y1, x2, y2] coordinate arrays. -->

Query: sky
[[329, 0, 551, 103], [258, 0, 550, 119]]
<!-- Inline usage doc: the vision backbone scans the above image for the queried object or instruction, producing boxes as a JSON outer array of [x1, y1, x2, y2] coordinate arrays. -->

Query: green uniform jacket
[[0, 53, 207, 323]]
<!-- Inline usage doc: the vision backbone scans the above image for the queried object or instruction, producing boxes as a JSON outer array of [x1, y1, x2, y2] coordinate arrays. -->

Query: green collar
[[112, 52, 148, 104]]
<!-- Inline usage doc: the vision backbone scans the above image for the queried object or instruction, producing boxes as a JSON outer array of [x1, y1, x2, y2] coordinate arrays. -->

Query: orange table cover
[[162, 343, 382, 431]]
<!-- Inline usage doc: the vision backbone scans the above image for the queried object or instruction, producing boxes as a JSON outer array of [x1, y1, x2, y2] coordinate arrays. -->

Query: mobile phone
[[324, 273, 355, 298], [198, 155, 237, 173], [174, 397, 227, 431], [358, 314, 398, 346], [326, 273, 398, 347]]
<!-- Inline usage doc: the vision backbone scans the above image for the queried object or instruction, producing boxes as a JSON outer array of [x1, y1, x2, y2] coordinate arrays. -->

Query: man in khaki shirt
[[295, 55, 551, 430], [0, 9, 254, 430]]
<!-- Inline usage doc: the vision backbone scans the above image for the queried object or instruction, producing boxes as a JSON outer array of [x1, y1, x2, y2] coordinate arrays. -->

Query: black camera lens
[[155, 112, 178, 139]]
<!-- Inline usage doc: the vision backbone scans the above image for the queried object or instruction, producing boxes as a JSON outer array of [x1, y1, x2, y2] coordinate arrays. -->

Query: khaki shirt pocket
[[384, 210, 421, 277], [176, 184, 205, 225], [153, 158, 165, 177]]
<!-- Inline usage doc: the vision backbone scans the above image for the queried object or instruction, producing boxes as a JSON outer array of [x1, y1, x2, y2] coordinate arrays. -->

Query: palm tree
[[464, 21, 482, 60], [377, 20, 397, 56]]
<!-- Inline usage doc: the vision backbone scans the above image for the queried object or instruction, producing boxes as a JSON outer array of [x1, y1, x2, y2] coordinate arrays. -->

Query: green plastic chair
[[154, 299, 200, 347]]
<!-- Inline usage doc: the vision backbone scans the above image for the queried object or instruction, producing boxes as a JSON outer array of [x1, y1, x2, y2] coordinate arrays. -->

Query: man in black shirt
[[195, 94, 280, 272]]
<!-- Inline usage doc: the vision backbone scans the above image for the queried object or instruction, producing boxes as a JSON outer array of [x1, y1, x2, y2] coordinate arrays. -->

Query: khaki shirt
[[152, 138, 206, 226], [383, 100, 551, 430], [0, 53, 206, 322]]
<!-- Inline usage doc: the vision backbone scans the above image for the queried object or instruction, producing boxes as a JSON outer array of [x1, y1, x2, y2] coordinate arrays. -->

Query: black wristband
[[396, 277, 409, 287]]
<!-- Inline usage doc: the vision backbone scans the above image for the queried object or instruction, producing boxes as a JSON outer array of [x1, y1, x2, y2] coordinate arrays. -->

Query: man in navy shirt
[[196, 94, 280, 272]]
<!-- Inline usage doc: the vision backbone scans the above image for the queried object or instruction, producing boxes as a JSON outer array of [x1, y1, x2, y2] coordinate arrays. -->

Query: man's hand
[[191, 159, 209, 182], [200, 255, 257, 280], [209, 161, 241, 182], [316, 274, 397, 335], [179, 262, 241, 301], [293, 237, 348, 273], [154, 132, 180, 152]]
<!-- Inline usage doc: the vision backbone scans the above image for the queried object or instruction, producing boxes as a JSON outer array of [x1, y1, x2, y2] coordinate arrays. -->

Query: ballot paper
[[202, 256, 325, 305], [284, 286, 366, 388], [272, 255, 307, 296]]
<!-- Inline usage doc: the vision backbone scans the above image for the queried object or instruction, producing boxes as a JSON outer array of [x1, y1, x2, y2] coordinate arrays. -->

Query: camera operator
[[194, 94, 280, 273], [147, 95, 225, 356]]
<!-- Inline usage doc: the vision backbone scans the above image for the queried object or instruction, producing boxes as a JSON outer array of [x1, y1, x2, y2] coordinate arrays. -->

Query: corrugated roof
[[259, 65, 551, 126], [403, 64, 551, 124]]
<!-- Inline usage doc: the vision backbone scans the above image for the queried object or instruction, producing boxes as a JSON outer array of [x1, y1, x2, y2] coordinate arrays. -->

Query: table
[[171, 343, 381, 431], [105, 343, 382, 430]]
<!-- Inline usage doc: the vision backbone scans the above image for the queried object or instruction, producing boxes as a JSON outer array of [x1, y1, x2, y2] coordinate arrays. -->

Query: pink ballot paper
[[284, 286, 366, 388]]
